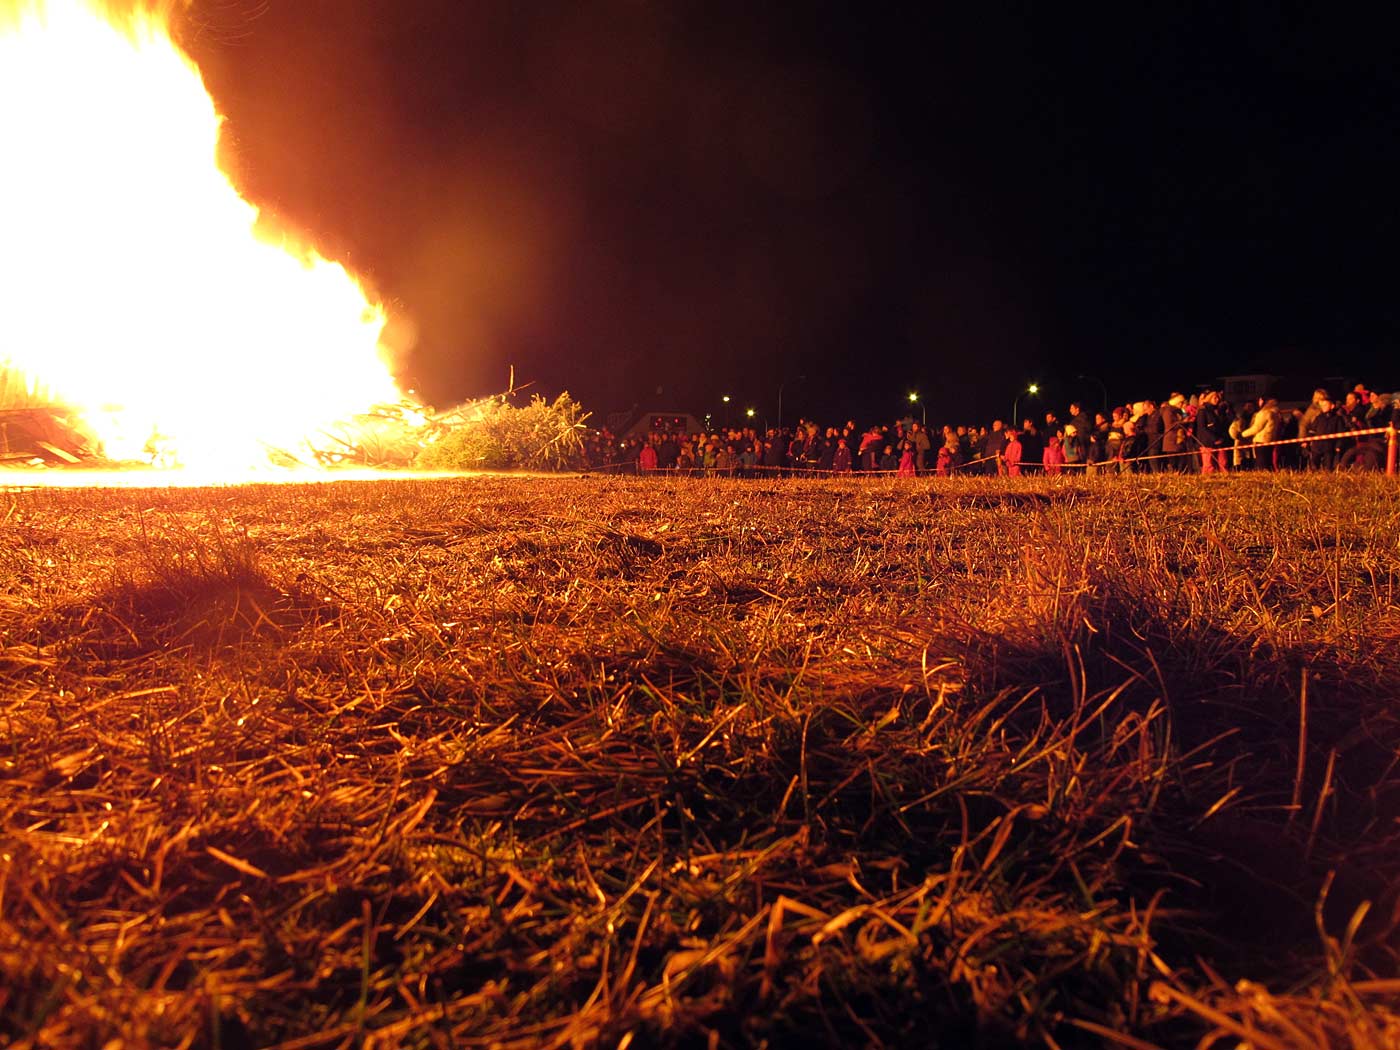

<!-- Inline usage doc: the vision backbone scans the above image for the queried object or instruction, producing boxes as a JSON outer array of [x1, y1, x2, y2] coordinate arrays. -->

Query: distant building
[[1218, 374, 1282, 406], [620, 410, 706, 442], [1218, 373, 1365, 411]]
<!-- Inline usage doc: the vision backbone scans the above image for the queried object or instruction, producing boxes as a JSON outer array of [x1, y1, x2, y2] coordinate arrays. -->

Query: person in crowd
[[762, 432, 785, 475], [1019, 419, 1042, 473], [935, 441, 954, 475], [787, 427, 808, 474], [1067, 402, 1092, 460], [1310, 398, 1345, 471], [638, 439, 658, 472], [657, 432, 679, 470], [832, 438, 853, 473], [1119, 417, 1137, 470], [1159, 393, 1188, 471], [911, 422, 932, 472], [1137, 399, 1161, 469], [700, 438, 718, 474], [1341, 391, 1367, 431], [1003, 428, 1023, 477], [858, 426, 884, 471], [1300, 389, 1329, 427], [897, 440, 917, 476], [878, 444, 899, 471], [1104, 408, 1127, 471], [1278, 407, 1302, 469], [1194, 390, 1230, 473], [1064, 424, 1087, 470], [1069, 397, 1092, 439], [1043, 433, 1066, 474], [1298, 388, 1328, 469], [1230, 401, 1252, 469], [1365, 391, 1395, 428], [946, 433, 967, 472], [1242, 397, 1282, 470], [839, 423, 860, 466], [1087, 413, 1110, 471], [801, 423, 824, 472], [984, 419, 1009, 474]]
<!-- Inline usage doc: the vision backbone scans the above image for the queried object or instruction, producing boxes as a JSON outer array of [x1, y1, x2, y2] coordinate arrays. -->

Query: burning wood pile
[[316, 389, 590, 472], [0, 364, 99, 465], [1, 2, 590, 478], [0, 363, 588, 473]]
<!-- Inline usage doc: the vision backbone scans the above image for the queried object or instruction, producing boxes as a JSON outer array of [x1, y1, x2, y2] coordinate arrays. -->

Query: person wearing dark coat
[[1311, 399, 1346, 471], [761, 434, 785, 474], [1158, 394, 1188, 471], [983, 420, 1009, 474], [1067, 403, 1093, 462], [832, 440, 853, 473], [787, 431, 807, 472], [1139, 400, 1162, 470], [658, 435, 680, 470], [1018, 421, 1043, 474], [1194, 390, 1229, 473]]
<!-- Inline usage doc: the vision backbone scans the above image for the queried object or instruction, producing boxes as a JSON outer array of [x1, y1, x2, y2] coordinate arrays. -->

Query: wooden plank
[[35, 440, 81, 464]]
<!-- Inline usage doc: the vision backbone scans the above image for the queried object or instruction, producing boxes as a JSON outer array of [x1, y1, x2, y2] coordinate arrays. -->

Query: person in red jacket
[[897, 441, 917, 476], [1003, 431, 1024, 476], [1043, 434, 1065, 475]]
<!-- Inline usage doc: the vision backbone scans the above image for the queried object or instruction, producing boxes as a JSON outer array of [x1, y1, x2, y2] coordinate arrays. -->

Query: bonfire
[[0, 0, 405, 475]]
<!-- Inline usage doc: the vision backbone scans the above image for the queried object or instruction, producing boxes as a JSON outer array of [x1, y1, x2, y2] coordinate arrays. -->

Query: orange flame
[[0, 0, 406, 471]]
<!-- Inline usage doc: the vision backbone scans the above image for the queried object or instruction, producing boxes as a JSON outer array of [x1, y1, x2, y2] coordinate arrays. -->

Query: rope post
[[1387, 426, 1397, 477]]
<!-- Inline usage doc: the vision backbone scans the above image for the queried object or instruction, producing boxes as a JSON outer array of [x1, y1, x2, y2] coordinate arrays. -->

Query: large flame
[[0, 0, 406, 471]]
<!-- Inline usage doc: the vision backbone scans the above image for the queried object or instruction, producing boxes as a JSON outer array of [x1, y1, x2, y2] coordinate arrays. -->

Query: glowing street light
[[745, 407, 755, 419], [1012, 383, 1040, 427], [907, 391, 926, 425], [721, 395, 731, 403]]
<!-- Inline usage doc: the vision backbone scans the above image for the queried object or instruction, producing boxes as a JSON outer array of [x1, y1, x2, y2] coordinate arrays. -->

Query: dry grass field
[[1, 471, 1398, 1049]]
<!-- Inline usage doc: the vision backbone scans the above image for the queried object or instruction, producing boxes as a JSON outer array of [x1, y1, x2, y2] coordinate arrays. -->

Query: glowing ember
[[0, 0, 405, 471]]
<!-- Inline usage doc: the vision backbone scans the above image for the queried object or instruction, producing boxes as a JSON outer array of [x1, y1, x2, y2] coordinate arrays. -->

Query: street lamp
[[1012, 383, 1040, 427], [908, 391, 926, 425], [745, 407, 755, 420]]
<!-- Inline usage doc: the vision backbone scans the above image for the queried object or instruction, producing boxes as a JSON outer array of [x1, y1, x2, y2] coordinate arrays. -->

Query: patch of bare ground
[[0, 472, 1397, 1048]]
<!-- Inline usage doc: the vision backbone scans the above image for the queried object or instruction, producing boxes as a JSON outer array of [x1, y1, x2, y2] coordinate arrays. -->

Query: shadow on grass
[[929, 568, 1400, 972], [42, 522, 335, 658]]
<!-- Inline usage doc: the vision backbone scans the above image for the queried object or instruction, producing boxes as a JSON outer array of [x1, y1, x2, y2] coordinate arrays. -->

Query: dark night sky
[[182, 2, 1400, 426]]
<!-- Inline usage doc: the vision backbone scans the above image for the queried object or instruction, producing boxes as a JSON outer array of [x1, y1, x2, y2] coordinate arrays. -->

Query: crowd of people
[[582, 383, 1399, 477]]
